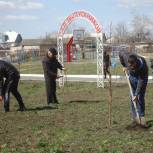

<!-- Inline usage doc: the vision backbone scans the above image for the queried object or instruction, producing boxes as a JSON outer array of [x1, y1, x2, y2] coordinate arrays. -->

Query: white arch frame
[[57, 10, 104, 87]]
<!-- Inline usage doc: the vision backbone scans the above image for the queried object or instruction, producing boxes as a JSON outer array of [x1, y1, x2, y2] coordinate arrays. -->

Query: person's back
[[119, 50, 129, 67], [103, 50, 111, 79], [119, 44, 136, 68], [0, 60, 19, 79], [42, 57, 61, 78], [104, 52, 110, 65], [128, 55, 148, 79], [0, 60, 25, 112]]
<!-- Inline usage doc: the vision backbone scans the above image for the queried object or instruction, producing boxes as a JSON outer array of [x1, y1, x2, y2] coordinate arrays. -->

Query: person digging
[[120, 54, 150, 129], [0, 60, 26, 112]]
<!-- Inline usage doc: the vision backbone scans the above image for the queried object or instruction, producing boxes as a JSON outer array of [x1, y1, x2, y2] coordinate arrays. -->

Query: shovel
[[125, 71, 140, 124]]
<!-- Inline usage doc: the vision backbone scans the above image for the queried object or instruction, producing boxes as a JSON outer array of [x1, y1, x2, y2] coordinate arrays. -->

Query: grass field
[[0, 81, 153, 153], [14, 58, 153, 76]]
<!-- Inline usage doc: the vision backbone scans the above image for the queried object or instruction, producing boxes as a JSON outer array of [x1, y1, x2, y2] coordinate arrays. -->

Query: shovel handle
[[125, 71, 140, 123]]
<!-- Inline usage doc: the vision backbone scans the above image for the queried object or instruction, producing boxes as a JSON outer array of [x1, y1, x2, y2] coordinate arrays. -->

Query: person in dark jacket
[[42, 48, 65, 105], [0, 60, 26, 112], [119, 45, 134, 69], [119, 53, 149, 128], [103, 50, 111, 79]]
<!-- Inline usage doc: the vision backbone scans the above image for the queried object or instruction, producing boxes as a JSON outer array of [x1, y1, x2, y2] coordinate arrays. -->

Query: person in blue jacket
[[119, 50, 149, 128]]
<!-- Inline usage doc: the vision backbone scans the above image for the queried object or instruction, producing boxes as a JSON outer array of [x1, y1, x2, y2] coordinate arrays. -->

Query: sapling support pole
[[108, 70, 112, 127], [61, 69, 68, 102], [108, 72, 112, 128]]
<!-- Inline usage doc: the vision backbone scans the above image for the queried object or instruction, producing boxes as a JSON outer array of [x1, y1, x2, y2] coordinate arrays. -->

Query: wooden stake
[[61, 69, 67, 102], [108, 72, 112, 127]]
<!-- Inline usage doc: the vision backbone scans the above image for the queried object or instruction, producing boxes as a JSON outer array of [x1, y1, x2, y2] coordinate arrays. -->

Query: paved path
[[20, 74, 153, 83]]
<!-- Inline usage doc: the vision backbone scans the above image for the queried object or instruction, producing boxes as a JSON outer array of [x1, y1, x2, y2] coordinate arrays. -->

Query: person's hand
[[56, 75, 63, 79], [132, 96, 138, 103], [0, 96, 3, 102], [62, 67, 66, 71], [123, 67, 128, 73]]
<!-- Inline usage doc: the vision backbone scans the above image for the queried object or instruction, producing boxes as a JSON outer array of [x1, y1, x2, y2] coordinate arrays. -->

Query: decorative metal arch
[[57, 10, 104, 87]]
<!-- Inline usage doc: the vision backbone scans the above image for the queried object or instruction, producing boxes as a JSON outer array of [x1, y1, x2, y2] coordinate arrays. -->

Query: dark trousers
[[129, 75, 148, 118], [3, 76, 25, 111], [104, 64, 110, 79], [45, 76, 58, 104]]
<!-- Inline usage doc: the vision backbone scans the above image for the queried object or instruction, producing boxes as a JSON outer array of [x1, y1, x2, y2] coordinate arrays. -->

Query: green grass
[[0, 81, 153, 153], [13, 58, 153, 76], [14, 60, 100, 74]]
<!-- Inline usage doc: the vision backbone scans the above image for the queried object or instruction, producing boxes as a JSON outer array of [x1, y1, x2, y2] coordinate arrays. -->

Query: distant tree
[[131, 15, 153, 42], [113, 22, 129, 44]]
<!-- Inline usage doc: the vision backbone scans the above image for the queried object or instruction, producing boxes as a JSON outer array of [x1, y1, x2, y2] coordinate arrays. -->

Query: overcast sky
[[0, 0, 153, 39]]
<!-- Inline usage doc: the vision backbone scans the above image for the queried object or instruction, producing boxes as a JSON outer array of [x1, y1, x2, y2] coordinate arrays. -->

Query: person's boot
[[53, 94, 59, 104], [140, 117, 146, 125], [17, 105, 26, 112], [135, 117, 141, 125], [140, 117, 150, 129], [54, 99, 59, 104], [4, 108, 9, 112], [4, 104, 10, 112]]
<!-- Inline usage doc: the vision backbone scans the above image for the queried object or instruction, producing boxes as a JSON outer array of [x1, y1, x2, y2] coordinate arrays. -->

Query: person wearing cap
[[0, 60, 26, 112], [42, 48, 65, 105], [119, 52, 149, 128]]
